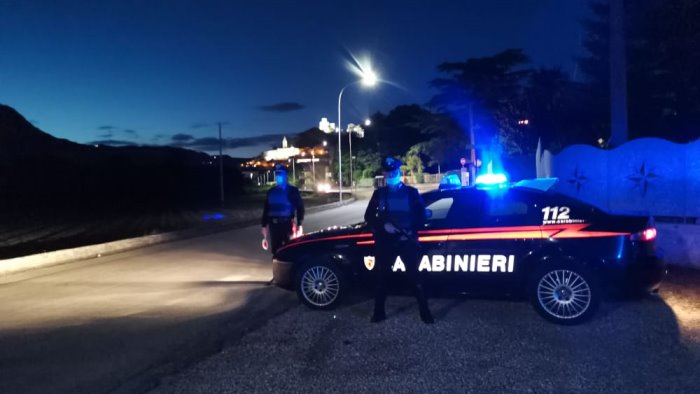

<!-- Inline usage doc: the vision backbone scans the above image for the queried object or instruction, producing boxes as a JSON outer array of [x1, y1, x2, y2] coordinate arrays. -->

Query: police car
[[271, 176, 665, 325]]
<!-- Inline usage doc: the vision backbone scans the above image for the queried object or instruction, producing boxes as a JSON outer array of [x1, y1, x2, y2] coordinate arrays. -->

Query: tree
[[353, 149, 382, 179], [429, 49, 533, 155], [402, 145, 425, 183], [409, 111, 469, 171], [523, 68, 594, 151], [355, 105, 432, 159]]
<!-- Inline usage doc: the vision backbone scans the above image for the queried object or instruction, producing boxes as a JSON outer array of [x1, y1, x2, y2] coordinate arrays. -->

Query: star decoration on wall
[[627, 161, 658, 197], [567, 166, 588, 193]]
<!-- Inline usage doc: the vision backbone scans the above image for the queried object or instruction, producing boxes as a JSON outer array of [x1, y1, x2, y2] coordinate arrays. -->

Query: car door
[[444, 188, 542, 295], [417, 191, 463, 293]]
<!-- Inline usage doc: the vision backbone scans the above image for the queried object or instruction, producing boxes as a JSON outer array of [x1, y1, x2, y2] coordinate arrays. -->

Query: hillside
[[0, 104, 244, 213]]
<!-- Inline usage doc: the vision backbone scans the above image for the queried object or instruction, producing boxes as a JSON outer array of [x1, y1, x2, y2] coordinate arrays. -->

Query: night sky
[[1, 0, 588, 157]]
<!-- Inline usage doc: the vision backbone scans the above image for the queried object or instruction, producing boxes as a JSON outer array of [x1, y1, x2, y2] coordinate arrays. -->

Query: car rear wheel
[[296, 261, 342, 310], [529, 263, 600, 325]]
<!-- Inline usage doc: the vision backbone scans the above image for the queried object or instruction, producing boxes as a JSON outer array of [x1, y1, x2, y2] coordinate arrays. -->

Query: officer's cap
[[381, 157, 402, 172], [274, 163, 288, 173]]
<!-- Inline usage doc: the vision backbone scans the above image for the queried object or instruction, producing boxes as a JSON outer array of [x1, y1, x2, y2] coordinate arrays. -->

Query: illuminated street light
[[364, 118, 371, 127], [336, 65, 379, 202], [361, 69, 378, 87]]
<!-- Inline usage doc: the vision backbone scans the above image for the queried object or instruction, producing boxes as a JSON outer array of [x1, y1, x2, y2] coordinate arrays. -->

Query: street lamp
[[336, 69, 378, 201]]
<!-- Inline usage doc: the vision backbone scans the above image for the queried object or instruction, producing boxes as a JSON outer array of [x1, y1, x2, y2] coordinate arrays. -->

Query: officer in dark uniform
[[261, 164, 305, 254], [364, 157, 434, 324]]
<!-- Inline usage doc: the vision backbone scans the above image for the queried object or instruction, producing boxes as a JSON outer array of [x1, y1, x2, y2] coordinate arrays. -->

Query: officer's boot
[[415, 285, 434, 324], [370, 295, 386, 323]]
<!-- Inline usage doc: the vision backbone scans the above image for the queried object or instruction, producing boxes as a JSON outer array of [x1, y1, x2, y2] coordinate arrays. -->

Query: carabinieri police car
[[271, 176, 665, 325]]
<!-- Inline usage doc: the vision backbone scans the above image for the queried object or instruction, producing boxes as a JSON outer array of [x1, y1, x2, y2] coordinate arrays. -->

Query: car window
[[423, 196, 456, 229], [426, 197, 453, 220]]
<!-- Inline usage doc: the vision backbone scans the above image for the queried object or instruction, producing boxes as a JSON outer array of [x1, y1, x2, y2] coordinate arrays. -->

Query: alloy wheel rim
[[301, 266, 339, 307], [537, 269, 591, 320]]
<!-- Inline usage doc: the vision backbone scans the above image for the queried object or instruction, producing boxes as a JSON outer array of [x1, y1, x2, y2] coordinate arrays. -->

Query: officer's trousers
[[373, 239, 429, 313], [268, 219, 293, 254]]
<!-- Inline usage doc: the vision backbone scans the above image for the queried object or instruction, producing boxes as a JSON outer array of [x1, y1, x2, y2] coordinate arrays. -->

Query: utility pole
[[218, 122, 224, 207], [311, 150, 316, 187], [469, 102, 476, 184]]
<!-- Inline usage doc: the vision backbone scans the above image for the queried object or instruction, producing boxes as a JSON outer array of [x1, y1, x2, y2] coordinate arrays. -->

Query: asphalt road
[[153, 268, 700, 394], [0, 201, 367, 394]]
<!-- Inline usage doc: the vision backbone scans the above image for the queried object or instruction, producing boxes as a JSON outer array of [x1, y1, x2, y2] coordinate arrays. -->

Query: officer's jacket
[[364, 183, 426, 240], [262, 185, 305, 226]]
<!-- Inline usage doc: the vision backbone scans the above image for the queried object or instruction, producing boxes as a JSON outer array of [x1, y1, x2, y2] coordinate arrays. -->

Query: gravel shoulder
[[152, 268, 700, 394]]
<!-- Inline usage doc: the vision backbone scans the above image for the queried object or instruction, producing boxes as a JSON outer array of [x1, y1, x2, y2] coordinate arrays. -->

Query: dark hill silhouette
[[0, 104, 92, 159], [0, 104, 244, 214], [291, 127, 327, 148]]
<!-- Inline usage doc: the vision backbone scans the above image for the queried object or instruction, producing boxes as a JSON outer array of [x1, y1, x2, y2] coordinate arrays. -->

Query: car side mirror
[[425, 209, 433, 219]]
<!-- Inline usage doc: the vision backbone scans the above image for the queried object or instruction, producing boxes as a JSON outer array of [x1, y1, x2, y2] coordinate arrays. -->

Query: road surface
[[0, 201, 367, 394]]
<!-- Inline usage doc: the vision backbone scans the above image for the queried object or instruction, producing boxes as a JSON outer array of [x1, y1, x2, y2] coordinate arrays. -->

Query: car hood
[[295, 222, 368, 242], [274, 222, 371, 256]]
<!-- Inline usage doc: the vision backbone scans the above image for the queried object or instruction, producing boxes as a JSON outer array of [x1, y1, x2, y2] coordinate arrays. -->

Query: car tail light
[[631, 227, 656, 242]]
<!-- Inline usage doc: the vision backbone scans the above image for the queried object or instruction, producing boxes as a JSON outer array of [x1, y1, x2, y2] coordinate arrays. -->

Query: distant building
[[242, 137, 330, 190], [263, 136, 300, 161]]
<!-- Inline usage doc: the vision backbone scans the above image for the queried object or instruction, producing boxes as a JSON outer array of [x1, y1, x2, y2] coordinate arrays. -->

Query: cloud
[[258, 102, 305, 112], [191, 123, 209, 129], [96, 127, 138, 140], [89, 139, 137, 146], [168, 133, 292, 152], [172, 133, 194, 142]]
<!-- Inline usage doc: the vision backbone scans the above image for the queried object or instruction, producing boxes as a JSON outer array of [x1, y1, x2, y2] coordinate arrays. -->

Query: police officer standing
[[364, 157, 434, 324], [262, 164, 305, 254]]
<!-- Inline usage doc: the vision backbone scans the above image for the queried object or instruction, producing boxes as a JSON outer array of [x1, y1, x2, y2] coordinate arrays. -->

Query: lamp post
[[335, 70, 377, 201], [290, 157, 296, 183]]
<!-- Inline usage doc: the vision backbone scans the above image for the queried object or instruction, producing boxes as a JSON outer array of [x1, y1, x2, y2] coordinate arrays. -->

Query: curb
[[0, 198, 357, 276]]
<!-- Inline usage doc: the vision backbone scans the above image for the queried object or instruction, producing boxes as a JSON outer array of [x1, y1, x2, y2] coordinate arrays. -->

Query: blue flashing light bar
[[439, 173, 462, 189], [475, 172, 508, 186]]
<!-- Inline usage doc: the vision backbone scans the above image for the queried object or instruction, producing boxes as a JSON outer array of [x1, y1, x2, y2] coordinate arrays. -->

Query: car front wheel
[[529, 263, 600, 325], [296, 261, 343, 310]]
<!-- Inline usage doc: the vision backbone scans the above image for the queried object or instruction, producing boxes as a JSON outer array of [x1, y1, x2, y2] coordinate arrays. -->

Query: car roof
[[424, 185, 546, 199]]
